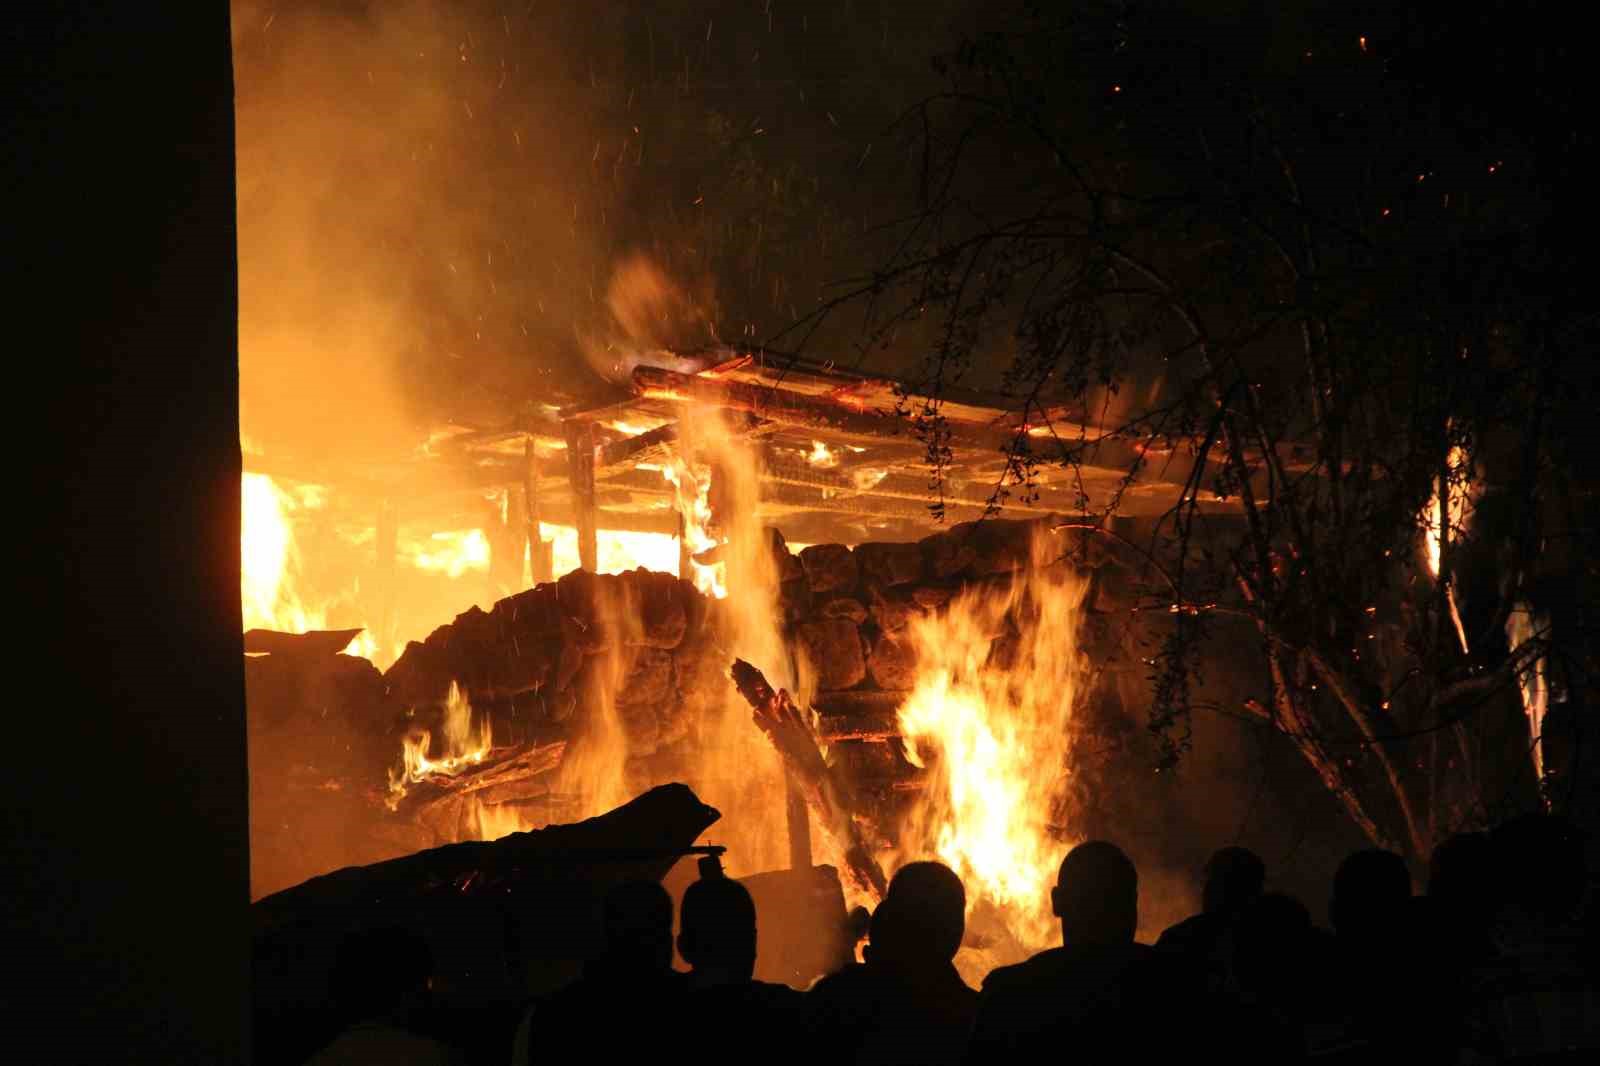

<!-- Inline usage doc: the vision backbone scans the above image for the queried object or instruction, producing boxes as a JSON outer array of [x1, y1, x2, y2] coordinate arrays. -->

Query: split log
[[730, 658, 888, 900]]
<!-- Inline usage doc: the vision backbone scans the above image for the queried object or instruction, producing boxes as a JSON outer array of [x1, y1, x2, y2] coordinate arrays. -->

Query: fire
[[897, 535, 1088, 957], [1422, 444, 1471, 577], [1506, 603, 1551, 782], [387, 681, 492, 803], [241, 471, 367, 649], [404, 529, 491, 578], [663, 456, 727, 598], [1421, 444, 1473, 653], [806, 440, 839, 468], [242, 471, 308, 632], [539, 523, 682, 579]]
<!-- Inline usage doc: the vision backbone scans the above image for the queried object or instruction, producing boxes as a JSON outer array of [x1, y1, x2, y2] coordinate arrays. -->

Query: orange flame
[[663, 456, 726, 598], [1421, 444, 1473, 653], [897, 535, 1088, 956], [404, 528, 491, 578], [241, 470, 370, 655], [806, 440, 839, 468], [1422, 445, 1471, 577], [386, 681, 492, 804]]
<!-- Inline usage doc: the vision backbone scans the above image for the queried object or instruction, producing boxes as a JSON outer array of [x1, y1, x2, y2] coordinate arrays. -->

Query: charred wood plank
[[254, 782, 720, 936]]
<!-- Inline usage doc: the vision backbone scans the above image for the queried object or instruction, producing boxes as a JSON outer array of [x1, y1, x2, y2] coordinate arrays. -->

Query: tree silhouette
[[778, 0, 1597, 860]]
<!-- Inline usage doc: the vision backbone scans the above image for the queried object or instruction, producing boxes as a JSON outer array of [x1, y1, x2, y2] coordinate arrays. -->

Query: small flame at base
[[387, 681, 492, 804]]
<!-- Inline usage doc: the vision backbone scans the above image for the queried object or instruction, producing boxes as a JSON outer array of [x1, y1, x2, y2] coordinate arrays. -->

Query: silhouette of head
[[331, 925, 434, 1023], [1330, 849, 1410, 939], [1200, 846, 1266, 916], [679, 872, 758, 981], [1491, 813, 1586, 924], [600, 879, 674, 973], [1052, 841, 1138, 947], [867, 861, 966, 967], [1233, 893, 1312, 996]]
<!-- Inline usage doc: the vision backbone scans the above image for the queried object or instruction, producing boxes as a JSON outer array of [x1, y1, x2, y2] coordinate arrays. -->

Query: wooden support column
[[524, 432, 553, 584], [563, 420, 598, 573]]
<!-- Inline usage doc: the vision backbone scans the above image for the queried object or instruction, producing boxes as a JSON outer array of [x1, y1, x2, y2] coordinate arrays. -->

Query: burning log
[[391, 739, 570, 842], [730, 658, 888, 899]]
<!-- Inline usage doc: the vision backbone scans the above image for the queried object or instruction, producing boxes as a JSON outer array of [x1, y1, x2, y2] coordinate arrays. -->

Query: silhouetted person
[[1229, 892, 1319, 1063], [1468, 814, 1599, 1058], [1325, 848, 1413, 1059], [1429, 830, 1498, 965], [305, 926, 464, 1065], [678, 858, 803, 1063], [965, 841, 1180, 1063], [1156, 846, 1265, 994], [805, 861, 977, 1066], [516, 879, 683, 1065]]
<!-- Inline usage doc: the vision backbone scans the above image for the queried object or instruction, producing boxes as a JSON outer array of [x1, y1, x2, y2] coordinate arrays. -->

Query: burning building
[[244, 348, 1229, 976]]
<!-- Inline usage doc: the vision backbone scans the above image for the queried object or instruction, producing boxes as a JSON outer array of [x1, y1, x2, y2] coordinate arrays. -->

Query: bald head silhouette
[[1052, 841, 1138, 947], [600, 879, 675, 973], [867, 861, 967, 967]]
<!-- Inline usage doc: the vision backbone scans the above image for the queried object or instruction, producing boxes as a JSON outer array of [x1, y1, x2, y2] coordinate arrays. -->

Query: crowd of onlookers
[[306, 813, 1597, 1064]]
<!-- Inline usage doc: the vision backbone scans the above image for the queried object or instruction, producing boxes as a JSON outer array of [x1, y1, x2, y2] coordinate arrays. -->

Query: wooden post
[[524, 432, 553, 584], [563, 420, 598, 573]]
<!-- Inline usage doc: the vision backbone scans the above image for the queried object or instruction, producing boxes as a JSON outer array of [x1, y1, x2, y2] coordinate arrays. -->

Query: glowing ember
[[405, 529, 491, 578], [387, 681, 492, 803], [897, 535, 1088, 955]]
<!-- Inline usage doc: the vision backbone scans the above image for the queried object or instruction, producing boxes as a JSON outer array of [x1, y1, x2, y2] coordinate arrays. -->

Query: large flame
[[897, 535, 1088, 956]]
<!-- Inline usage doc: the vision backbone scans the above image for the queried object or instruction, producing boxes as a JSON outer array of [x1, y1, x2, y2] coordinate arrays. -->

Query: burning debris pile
[[250, 512, 1151, 976]]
